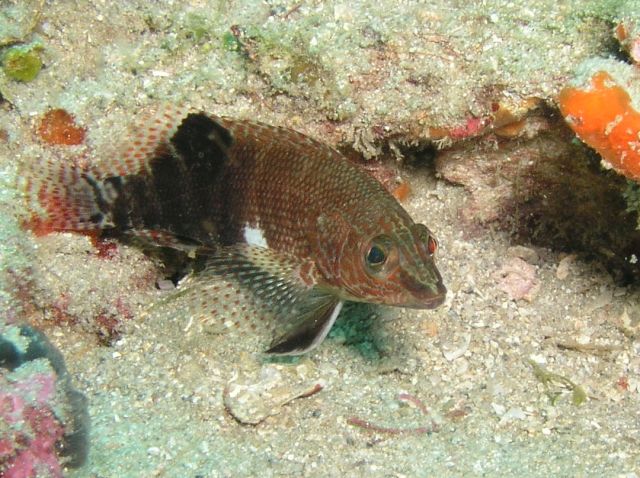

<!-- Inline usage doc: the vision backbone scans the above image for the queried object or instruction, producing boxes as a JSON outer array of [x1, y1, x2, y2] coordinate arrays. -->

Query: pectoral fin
[[266, 298, 343, 355], [187, 245, 343, 355]]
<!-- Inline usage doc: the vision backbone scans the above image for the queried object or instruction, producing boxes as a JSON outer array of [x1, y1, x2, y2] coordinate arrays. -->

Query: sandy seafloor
[[1, 0, 640, 477]]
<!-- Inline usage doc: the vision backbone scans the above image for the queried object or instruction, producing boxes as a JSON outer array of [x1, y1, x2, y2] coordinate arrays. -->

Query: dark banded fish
[[19, 107, 446, 355]]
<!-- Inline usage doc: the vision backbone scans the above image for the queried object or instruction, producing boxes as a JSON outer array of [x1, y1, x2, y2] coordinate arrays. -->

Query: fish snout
[[399, 268, 446, 309], [421, 282, 446, 308]]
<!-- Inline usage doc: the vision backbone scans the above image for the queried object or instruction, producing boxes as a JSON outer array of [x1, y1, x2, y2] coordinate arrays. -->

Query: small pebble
[[507, 245, 540, 264], [556, 254, 576, 280]]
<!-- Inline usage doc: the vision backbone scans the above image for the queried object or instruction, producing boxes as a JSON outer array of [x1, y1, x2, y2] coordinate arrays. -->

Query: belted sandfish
[[20, 107, 446, 354]]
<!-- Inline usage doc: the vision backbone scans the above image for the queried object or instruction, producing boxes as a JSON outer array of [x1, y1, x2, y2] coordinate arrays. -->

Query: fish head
[[315, 211, 446, 309]]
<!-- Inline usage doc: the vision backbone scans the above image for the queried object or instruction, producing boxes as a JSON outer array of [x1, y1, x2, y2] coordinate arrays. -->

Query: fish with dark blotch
[[18, 107, 446, 355]]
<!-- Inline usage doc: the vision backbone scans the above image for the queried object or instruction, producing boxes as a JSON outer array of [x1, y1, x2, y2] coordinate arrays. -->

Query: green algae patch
[[2, 44, 43, 82], [330, 303, 383, 360]]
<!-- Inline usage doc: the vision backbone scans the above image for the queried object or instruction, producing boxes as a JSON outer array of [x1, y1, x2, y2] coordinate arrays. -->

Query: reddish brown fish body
[[20, 109, 446, 354]]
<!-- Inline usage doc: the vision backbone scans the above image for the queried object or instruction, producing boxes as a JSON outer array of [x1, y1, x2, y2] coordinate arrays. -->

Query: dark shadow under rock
[[435, 119, 640, 285]]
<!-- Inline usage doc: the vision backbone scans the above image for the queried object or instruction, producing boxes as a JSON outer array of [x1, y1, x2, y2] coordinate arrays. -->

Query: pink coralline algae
[[0, 325, 89, 478], [0, 370, 65, 478], [493, 257, 540, 302], [447, 116, 490, 141]]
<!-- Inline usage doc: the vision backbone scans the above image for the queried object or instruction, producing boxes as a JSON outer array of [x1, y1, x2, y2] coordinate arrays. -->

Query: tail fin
[[17, 105, 194, 237], [17, 157, 107, 236], [17, 105, 223, 240]]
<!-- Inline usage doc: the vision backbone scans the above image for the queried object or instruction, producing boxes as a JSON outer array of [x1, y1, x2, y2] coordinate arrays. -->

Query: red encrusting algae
[[37, 109, 86, 146], [0, 372, 65, 478], [558, 71, 640, 181]]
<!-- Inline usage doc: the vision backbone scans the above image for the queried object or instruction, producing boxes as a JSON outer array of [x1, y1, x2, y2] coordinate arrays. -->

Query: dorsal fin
[[99, 105, 234, 178], [170, 112, 233, 163], [100, 105, 193, 178], [102, 111, 234, 242]]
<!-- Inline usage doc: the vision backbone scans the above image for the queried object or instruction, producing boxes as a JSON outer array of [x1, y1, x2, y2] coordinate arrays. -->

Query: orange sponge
[[558, 71, 640, 180]]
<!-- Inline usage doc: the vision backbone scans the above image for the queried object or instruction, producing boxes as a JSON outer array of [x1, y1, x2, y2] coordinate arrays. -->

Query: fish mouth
[[421, 291, 446, 308], [398, 269, 447, 309], [402, 290, 446, 309]]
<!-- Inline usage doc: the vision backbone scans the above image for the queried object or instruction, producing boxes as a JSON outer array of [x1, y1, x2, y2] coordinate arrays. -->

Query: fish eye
[[427, 235, 438, 256], [414, 224, 438, 257], [364, 235, 395, 272], [366, 244, 387, 267]]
